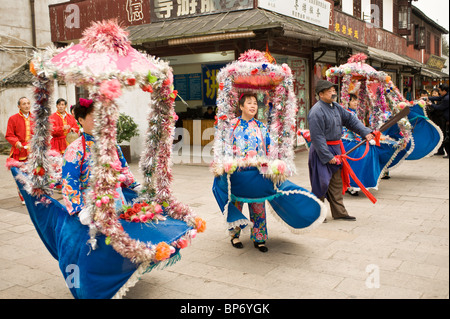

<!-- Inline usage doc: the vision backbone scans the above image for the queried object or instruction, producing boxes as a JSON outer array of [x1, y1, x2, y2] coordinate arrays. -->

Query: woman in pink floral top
[[229, 93, 270, 252], [62, 99, 137, 215]]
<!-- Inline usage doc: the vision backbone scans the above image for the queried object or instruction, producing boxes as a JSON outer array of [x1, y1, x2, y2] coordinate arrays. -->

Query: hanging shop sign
[[258, 0, 331, 29], [151, 0, 254, 21], [426, 55, 446, 71], [202, 64, 226, 106]]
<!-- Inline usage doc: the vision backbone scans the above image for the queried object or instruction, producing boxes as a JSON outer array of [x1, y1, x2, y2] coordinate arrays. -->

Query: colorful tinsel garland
[[21, 20, 205, 266], [327, 57, 413, 147], [212, 51, 298, 184]]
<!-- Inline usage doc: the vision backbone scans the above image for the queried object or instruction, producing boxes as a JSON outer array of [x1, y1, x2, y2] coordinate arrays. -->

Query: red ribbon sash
[[326, 136, 379, 204]]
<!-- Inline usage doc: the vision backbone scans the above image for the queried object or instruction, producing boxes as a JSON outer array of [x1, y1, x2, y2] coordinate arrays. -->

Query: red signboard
[[49, 0, 151, 42]]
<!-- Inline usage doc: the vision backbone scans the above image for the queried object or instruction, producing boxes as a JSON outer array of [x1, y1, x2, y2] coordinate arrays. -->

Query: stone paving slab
[[0, 151, 448, 299]]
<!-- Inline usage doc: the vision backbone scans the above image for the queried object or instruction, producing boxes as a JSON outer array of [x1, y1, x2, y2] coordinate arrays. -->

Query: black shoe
[[346, 190, 359, 196], [381, 175, 391, 180], [231, 237, 243, 249], [334, 215, 356, 221], [254, 241, 268, 253], [444, 155, 449, 159], [434, 152, 445, 156]]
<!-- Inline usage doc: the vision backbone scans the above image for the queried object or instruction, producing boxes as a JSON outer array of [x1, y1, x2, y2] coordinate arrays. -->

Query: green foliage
[[117, 113, 139, 144]]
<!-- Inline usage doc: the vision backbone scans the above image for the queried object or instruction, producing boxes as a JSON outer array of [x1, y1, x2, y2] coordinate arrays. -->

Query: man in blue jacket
[[308, 80, 375, 221], [428, 84, 449, 158]]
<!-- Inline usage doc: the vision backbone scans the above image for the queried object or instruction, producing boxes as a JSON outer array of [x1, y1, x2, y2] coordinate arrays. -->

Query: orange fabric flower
[[195, 217, 206, 233], [155, 242, 171, 261]]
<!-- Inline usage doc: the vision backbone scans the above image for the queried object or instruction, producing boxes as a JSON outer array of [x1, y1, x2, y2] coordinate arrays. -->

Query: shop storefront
[[126, 4, 358, 148]]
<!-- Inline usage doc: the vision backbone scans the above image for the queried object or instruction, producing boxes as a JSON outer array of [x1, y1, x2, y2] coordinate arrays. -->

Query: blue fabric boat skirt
[[11, 167, 192, 299], [212, 167, 326, 234]]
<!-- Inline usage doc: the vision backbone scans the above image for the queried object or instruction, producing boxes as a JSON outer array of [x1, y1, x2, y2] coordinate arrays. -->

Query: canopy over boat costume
[[211, 50, 327, 235], [302, 53, 443, 192], [6, 20, 205, 299]]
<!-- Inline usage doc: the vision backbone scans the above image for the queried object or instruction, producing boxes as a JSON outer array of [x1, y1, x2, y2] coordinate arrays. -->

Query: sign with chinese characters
[[174, 73, 203, 100], [189, 73, 202, 100], [258, 0, 331, 29], [333, 21, 361, 41], [426, 55, 446, 71], [202, 64, 226, 106], [151, 0, 254, 21], [49, 0, 151, 42], [126, 0, 145, 23], [332, 10, 364, 42]]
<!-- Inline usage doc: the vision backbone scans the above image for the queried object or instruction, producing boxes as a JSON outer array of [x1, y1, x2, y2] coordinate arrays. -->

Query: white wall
[[383, 0, 393, 32], [361, 0, 371, 22], [0, 0, 69, 139], [341, 0, 353, 16]]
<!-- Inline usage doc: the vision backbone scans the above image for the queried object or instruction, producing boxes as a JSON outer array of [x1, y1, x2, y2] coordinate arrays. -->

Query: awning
[[127, 8, 368, 52], [421, 67, 449, 79], [368, 46, 422, 68]]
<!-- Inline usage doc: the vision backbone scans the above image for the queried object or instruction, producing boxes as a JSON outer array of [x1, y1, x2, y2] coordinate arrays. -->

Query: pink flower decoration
[[177, 238, 189, 249], [154, 204, 163, 214], [131, 215, 140, 223], [99, 79, 122, 101], [277, 161, 286, 175], [223, 162, 232, 172], [247, 150, 257, 158]]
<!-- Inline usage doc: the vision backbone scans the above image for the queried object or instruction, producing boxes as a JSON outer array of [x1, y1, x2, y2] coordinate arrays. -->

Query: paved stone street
[[0, 150, 448, 299]]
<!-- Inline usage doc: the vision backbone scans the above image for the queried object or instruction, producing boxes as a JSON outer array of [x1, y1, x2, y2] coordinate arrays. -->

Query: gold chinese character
[[342, 25, 347, 34], [354, 30, 359, 39], [348, 27, 353, 37], [335, 23, 340, 32]]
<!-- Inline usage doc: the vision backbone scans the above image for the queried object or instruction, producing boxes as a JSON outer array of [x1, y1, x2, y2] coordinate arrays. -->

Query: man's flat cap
[[315, 80, 337, 94]]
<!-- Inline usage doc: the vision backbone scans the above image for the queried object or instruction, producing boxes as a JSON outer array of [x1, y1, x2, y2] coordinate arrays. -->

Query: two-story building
[[332, 0, 448, 100], [1, 0, 448, 158]]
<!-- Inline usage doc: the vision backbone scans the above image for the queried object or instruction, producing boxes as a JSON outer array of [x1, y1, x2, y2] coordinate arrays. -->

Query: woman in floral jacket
[[62, 98, 138, 216], [229, 93, 271, 253]]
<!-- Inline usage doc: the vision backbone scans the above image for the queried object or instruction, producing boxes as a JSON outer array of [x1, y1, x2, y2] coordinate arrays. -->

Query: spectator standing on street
[[5, 97, 34, 204], [428, 84, 449, 158], [5, 97, 34, 162], [427, 88, 446, 156], [50, 98, 79, 155]]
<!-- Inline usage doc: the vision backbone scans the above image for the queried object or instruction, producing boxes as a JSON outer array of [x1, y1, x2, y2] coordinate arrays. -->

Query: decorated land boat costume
[[7, 21, 205, 299], [212, 50, 327, 239], [302, 54, 443, 192]]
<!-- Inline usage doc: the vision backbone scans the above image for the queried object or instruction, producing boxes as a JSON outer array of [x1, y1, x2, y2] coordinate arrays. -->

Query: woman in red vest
[[50, 98, 79, 154]]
